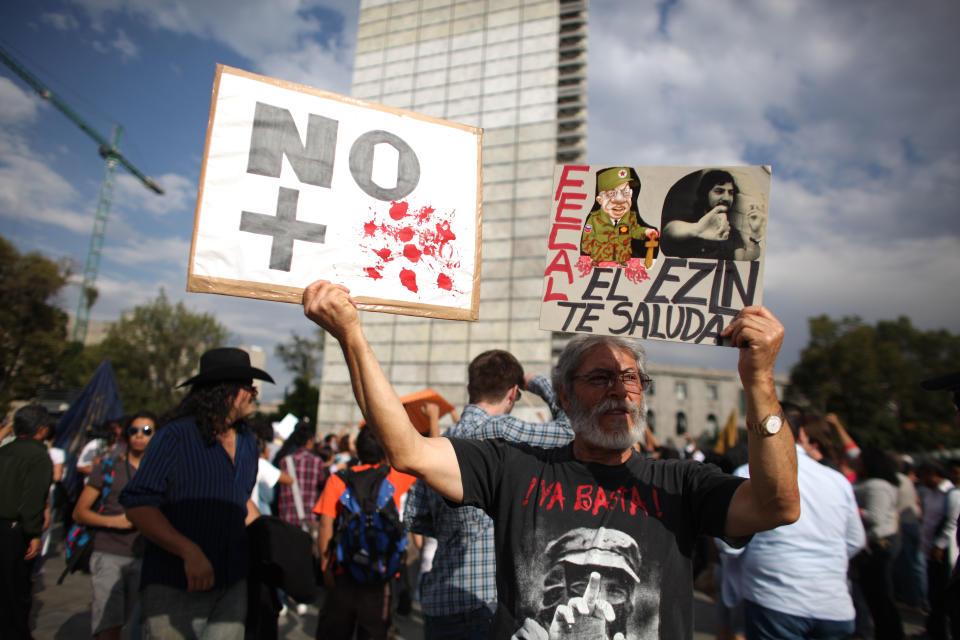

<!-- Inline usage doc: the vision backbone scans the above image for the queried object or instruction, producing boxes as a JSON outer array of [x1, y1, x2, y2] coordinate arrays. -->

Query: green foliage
[[787, 315, 960, 451], [274, 329, 324, 386], [271, 375, 319, 426], [0, 237, 70, 412], [272, 329, 324, 425], [89, 290, 228, 415]]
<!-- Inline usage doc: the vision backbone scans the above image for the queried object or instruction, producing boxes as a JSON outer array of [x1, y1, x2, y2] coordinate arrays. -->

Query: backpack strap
[[337, 465, 391, 512]]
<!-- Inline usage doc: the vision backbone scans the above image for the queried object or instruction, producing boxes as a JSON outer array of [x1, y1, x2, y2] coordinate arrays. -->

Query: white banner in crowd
[[188, 64, 483, 321], [540, 165, 772, 345]]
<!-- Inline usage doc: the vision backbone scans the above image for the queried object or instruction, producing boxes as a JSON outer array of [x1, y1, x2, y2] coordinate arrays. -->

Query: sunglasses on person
[[128, 425, 154, 436]]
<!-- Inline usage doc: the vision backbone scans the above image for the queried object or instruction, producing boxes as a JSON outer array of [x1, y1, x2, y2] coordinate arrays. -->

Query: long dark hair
[[694, 169, 738, 212], [160, 382, 246, 446]]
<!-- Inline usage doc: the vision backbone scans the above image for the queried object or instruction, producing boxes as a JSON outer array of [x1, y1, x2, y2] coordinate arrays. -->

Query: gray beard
[[568, 394, 646, 451]]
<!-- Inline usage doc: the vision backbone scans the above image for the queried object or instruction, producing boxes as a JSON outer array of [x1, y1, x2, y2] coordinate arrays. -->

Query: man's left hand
[[24, 537, 41, 561], [720, 306, 784, 385]]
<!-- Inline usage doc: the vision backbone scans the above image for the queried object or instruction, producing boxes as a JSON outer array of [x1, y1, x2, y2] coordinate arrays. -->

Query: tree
[[0, 236, 70, 412], [787, 315, 960, 451], [90, 290, 228, 415], [275, 329, 325, 386], [272, 329, 324, 424], [273, 376, 320, 426]]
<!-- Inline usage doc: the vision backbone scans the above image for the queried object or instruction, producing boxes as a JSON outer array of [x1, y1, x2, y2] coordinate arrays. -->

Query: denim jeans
[[424, 605, 495, 640], [743, 599, 854, 640]]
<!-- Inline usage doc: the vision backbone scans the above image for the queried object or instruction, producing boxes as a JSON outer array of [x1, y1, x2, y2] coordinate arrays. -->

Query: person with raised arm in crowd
[[403, 350, 574, 638], [120, 347, 273, 639], [73, 411, 156, 640], [301, 279, 800, 640]]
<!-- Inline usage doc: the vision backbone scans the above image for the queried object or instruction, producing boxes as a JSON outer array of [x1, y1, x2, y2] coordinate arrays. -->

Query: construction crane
[[0, 44, 164, 343]]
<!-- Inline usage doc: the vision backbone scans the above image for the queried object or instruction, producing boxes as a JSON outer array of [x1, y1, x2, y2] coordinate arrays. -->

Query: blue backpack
[[332, 465, 406, 584]]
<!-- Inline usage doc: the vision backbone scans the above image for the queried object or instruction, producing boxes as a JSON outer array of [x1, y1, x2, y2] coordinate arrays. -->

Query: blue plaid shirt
[[403, 375, 573, 616]]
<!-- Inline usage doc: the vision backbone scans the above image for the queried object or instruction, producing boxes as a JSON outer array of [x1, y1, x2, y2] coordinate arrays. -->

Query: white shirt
[[920, 478, 960, 567], [252, 456, 283, 515], [719, 446, 866, 621]]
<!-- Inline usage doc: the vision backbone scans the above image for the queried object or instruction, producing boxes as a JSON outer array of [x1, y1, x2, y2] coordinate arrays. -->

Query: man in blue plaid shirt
[[404, 350, 574, 639]]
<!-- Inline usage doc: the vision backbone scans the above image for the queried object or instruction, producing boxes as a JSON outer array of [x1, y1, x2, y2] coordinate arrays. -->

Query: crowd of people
[[0, 286, 957, 640]]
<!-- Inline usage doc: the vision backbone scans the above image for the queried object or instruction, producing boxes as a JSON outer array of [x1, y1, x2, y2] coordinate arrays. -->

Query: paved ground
[[29, 526, 929, 639]]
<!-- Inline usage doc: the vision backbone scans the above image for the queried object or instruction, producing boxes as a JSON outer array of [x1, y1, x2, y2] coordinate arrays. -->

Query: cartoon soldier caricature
[[579, 167, 660, 269]]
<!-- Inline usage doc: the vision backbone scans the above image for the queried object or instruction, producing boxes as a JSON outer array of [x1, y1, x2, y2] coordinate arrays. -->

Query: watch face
[[765, 415, 783, 434]]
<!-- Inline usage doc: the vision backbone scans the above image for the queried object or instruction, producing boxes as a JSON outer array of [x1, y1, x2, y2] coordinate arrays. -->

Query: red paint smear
[[403, 244, 422, 263], [399, 268, 418, 292], [436, 220, 456, 242], [358, 203, 463, 294], [389, 201, 409, 220]]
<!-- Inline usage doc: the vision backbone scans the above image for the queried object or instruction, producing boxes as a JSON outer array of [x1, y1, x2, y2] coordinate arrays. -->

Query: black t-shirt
[[451, 439, 746, 639]]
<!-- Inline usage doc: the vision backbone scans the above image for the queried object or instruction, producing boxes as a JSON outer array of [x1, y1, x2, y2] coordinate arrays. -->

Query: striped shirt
[[119, 417, 257, 590], [403, 375, 573, 616]]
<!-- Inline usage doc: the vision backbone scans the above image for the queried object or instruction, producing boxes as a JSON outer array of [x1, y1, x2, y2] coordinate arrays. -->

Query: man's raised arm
[[721, 306, 801, 537], [302, 280, 464, 502]]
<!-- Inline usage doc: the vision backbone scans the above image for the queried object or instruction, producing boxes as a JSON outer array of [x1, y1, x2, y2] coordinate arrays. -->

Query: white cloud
[[90, 29, 139, 59], [113, 171, 195, 216], [0, 131, 90, 234], [68, 0, 356, 91], [103, 234, 191, 267], [0, 77, 42, 125], [588, 0, 960, 346], [112, 28, 139, 60], [40, 12, 80, 31], [258, 38, 353, 95]]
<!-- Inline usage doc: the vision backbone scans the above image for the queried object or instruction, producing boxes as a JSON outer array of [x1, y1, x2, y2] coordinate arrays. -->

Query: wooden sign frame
[[187, 64, 483, 321], [540, 165, 772, 345]]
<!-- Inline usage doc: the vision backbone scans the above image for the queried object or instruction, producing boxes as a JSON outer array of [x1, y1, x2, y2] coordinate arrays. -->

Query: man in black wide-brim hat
[[120, 347, 274, 639]]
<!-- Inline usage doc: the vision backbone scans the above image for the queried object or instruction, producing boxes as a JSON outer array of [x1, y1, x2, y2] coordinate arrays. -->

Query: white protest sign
[[188, 64, 482, 321], [273, 413, 300, 440], [540, 165, 771, 344]]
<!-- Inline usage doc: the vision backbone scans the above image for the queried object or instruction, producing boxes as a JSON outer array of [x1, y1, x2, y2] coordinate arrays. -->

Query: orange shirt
[[313, 463, 417, 517]]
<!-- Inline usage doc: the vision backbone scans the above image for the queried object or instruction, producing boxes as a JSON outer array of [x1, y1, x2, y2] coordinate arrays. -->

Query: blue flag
[[54, 359, 124, 496]]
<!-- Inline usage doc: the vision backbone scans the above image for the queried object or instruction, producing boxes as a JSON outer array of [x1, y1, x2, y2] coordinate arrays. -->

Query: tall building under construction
[[317, 0, 589, 430]]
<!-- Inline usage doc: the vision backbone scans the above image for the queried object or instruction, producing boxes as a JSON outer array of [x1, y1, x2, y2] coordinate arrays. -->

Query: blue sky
[[2, 0, 959, 403]]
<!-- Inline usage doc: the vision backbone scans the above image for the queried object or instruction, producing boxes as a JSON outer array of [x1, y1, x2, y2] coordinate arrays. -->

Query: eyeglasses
[[572, 370, 652, 392], [515, 388, 522, 403], [241, 384, 259, 396], [128, 425, 153, 437]]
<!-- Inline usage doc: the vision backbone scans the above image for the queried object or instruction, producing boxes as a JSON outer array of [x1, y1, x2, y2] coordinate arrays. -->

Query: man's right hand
[[303, 280, 359, 342], [696, 206, 731, 241], [183, 544, 215, 591]]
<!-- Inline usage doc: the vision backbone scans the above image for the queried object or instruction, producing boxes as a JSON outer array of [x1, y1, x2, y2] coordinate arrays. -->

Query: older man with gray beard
[[303, 280, 800, 640]]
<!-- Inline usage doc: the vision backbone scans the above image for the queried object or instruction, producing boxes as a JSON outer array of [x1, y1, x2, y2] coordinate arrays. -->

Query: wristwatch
[[748, 410, 784, 437]]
